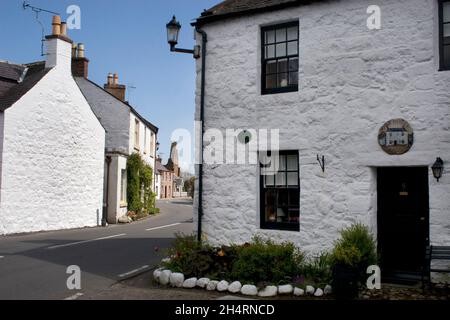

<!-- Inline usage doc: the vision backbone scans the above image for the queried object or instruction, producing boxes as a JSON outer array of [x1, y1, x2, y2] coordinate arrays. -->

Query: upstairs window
[[261, 21, 299, 94], [440, 0, 450, 70], [260, 150, 300, 231], [134, 119, 140, 150]]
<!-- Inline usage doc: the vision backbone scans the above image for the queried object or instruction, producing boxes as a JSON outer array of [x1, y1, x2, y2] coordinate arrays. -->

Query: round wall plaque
[[378, 119, 414, 155]]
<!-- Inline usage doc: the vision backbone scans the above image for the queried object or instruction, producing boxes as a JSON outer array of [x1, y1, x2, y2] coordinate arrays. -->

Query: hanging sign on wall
[[378, 119, 414, 155]]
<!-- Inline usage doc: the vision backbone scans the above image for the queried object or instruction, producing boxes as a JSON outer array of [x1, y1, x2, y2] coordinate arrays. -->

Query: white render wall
[[0, 46, 105, 235], [194, 0, 450, 253], [106, 154, 128, 223]]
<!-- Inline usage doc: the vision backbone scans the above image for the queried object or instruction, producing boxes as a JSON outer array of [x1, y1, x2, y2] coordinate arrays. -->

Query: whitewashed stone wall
[[0, 39, 105, 235], [129, 114, 157, 177], [194, 0, 450, 254]]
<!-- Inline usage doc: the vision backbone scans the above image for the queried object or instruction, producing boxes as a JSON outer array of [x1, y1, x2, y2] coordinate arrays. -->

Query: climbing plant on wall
[[126, 153, 155, 214]]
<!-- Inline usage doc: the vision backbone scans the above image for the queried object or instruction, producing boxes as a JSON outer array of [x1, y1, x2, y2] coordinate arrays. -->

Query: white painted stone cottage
[[73, 49, 158, 223], [192, 0, 450, 280], [0, 17, 105, 235]]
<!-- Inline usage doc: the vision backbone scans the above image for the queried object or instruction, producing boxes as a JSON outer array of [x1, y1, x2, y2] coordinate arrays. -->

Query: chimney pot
[[107, 73, 114, 85], [52, 16, 61, 36], [113, 73, 119, 85], [77, 43, 85, 58], [72, 43, 77, 58], [60, 22, 67, 36]]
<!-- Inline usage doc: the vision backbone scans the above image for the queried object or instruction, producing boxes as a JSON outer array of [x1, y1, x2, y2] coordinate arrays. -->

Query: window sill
[[260, 223, 299, 232], [120, 202, 128, 208], [262, 86, 298, 95]]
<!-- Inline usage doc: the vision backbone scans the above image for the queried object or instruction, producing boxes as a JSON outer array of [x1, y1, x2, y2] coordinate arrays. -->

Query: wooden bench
[[423, 246, 450, 286]]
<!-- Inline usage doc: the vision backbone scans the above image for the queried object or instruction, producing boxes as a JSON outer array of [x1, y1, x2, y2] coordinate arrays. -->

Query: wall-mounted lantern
[[431, 157, 444, 182], [166, 16, 201, 59]]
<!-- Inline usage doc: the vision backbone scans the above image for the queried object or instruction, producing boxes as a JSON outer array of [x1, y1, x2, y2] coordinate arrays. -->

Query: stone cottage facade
[[0, 17, 105, 235], [193, 0, 450, 280], [73, 54, 158, 223]]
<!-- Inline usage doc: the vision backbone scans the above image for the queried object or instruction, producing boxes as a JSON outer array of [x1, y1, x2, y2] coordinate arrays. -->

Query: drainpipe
[[103, 155, 112, 227], [195, 27, 207, 242]]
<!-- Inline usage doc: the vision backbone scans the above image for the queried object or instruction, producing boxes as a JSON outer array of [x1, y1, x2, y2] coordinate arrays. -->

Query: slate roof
[[155, 160, 170, 175], [0, 61, 51, 112], [74, 76, 159, 134], [194, 0, 320, 25]]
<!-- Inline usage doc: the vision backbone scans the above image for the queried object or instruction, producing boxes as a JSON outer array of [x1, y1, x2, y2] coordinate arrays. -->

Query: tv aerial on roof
[[22, 1, 60, 56]]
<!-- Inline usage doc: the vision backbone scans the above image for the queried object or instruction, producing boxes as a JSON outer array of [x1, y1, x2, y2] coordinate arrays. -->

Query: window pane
[[265, 30, 275, 44], [444, 3, 450, 22], [277, 58, 288, 73], [278, 189, 289, 207], [278, 73, 289, 87], [276, 28, 286, 42], [288, 41, 298, 55], [266, 60, 277, 74], [288, 208, 300, 223], [444, 24, 450, 38], [266, 74, 277, 89], [266, 206, 276, 222], [289, 58, 299, 71], [265, 45, 275, 58], [287, 154, 298, 170], [276, 43, 286, 57], [278, 154, 286, 170], [289, 189, 299, 206], [276, 172, 286, 186], [265, 174, 275, 187], [444, 45, 450, 67], [287, 26, 298, 41], [287, 172, 298, 186], [289, 72, 298, 85]]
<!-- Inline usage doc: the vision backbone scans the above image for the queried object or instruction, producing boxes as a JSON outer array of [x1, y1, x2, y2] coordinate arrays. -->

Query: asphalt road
[[0, 199, 193, 300]]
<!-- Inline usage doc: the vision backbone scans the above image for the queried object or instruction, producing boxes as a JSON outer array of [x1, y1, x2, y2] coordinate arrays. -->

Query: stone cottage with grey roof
[[0, 17, 105, 235]]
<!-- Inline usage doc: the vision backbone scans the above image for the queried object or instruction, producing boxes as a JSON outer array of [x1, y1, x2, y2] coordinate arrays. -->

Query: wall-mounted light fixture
[[431, 157, 444, 182], [166, 16, 201, 59], [317, 154, 325, 173]]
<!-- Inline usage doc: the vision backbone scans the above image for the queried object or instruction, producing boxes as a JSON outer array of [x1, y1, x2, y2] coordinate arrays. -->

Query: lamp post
[[167, 15, 207, 242]]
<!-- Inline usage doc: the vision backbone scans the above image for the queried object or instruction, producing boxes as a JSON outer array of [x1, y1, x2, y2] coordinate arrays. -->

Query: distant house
[[166, 142, 183, 197], [73, 50, 158, 223], [156, 158, 173, 199], [0, 17, 105, 235]]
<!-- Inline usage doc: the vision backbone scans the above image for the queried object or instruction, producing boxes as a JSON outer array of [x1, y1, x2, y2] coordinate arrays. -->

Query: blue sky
[[0, 0, 219, 172]]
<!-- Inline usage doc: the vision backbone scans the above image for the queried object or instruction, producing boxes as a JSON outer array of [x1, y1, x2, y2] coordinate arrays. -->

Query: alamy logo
[[366, 265, 381, 289], [66, 265, 81, 290], [66, 5, 81, 30], [367, 5, 381, 30]]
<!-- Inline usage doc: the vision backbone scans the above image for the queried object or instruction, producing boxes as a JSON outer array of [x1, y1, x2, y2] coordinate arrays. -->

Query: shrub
[[230, 236, 304, 285], [331, 223, 377, 275], [301, 252, 333, 287], [149, 207, 160, 215], [126, 153, 156, 215]]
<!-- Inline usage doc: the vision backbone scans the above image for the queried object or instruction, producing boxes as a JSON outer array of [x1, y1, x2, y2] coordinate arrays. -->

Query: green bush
[[230, 237, 304, 285], [126, 153, 156, 215], [149, 207, 160, 215], [331, 223, 377, 277], [163, 234, 239, 279], [301, 252, 333, 287]]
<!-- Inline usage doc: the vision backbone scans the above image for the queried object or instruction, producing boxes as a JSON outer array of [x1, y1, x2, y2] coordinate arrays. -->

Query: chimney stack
[[45, 16, 73, 69], [104, 73, 126, 102], [71, 43, 89, 78]]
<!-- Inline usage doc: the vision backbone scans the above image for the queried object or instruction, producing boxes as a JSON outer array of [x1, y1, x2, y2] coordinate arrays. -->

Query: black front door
[[377, 167, 429, 277]]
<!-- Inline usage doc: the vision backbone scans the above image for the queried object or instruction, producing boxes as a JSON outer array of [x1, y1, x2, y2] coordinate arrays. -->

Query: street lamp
[[166, 16, 201, 58], [432, 157, 444, 182], [166, 15, 207, 242]]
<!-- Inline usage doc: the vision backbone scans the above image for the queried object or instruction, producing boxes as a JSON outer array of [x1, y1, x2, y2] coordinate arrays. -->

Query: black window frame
[[439, 0, 450, 71], [261, 21, 299, 95], [259, 150, 300, 231]]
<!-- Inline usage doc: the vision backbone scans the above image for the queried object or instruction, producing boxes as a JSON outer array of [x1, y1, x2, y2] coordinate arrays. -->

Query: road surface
[[0, 199, 193, 300]]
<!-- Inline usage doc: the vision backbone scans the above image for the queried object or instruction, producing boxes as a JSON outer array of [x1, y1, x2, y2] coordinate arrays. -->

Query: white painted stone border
[[153, 268, 332, 298]]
